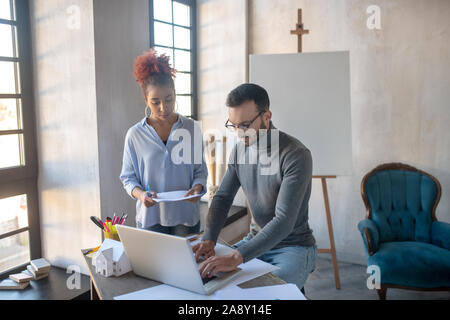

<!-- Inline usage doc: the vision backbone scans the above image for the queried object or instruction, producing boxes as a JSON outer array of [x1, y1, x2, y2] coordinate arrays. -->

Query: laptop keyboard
[[202, 275, 217, 284]]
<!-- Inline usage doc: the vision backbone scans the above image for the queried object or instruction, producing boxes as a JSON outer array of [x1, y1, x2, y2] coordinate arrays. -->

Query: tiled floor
[[304, 256, 449, 300]]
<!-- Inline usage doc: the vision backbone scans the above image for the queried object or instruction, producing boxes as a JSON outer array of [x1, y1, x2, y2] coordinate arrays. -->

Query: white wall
[[250, 0, 450, 265], [30, 0, 101, 273], [198, 0, 450, 265], [93, 0, 150, 228], [197, 0, 248, 207], [30, 0, 150, 274]]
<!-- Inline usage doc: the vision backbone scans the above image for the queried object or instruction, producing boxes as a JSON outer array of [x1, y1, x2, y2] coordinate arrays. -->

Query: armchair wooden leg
[[377, 286, 387, 300]]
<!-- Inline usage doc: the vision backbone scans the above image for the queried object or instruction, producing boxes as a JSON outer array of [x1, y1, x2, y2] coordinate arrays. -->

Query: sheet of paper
[[114, 284, 216, 300], [216, 284, 306, 300], [200, 242, 280, 287], [153, 190, 203, 203], [225, 258, 279, 287], [114, 283, 305, 300]]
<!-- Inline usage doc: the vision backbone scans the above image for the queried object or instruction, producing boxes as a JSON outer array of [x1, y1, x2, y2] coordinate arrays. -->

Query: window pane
[[176, 95, 191, 117], [174, 26, 190, 50], [0, 0, 12, 20], [174, 72, 191, 94], [153, 0, 172, 23], [154, 46, 174, 67], [0, 99, 21, 130], [174, 49, 190, 72], [0, 24, 17, 57], [0, 133, 23, 168], [173, 1, 190, 27], [0, 231, 30, 274], [154, 21, 173, 47], [0, 194, 28, 235], [0, 61, 20, 94]]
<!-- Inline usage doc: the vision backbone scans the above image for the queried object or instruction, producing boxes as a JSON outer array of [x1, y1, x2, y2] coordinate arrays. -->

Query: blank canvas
[[249, 51, 352, 176]]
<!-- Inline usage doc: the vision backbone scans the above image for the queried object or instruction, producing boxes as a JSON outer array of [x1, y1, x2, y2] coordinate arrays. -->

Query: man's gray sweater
[[202, 123, 316, 263]]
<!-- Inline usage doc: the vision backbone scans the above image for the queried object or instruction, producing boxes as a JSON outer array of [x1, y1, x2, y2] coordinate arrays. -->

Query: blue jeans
[[136, 221, 201, 237], [233, 237, 317, 291]]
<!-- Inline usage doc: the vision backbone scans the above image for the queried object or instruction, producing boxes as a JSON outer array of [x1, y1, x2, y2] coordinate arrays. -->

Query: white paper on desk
[[153, 190, 203, 203], [114, 284, 216, 300], [216, 284, 306, 300], [189, 240, 279, 287], [187, 241, 279, 288], [225, 258, 279, 287], [207, 242, 280, 287], [114, 283, 305, 301]]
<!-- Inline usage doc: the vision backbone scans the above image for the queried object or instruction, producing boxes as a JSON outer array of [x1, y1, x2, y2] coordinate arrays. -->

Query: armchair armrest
[[431, 221, 450, 251], [358, 219, 380, 256]]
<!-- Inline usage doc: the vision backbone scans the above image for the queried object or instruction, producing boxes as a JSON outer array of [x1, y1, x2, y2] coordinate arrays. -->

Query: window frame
[[149, 0, 198, 120], [0, 0, 41, 277]]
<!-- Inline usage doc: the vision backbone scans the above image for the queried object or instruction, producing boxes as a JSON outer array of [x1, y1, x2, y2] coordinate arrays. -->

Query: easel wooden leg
[[317, 177, 341, 289]]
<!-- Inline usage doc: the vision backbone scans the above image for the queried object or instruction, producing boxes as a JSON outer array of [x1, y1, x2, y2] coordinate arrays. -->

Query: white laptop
[[116, 224, 242, 295]]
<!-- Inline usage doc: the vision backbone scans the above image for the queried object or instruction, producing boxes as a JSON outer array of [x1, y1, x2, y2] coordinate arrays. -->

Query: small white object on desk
[[93, 239, 132, 277]]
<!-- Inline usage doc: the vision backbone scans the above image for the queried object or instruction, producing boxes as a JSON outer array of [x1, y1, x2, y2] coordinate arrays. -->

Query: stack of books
[[0, 258, 51, 291], [0, 273, 33, 290], [24, 258, 51, 280]]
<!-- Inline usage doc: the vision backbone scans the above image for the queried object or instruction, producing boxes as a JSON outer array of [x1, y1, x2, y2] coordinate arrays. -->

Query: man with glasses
[[193, 83, 317, 294]]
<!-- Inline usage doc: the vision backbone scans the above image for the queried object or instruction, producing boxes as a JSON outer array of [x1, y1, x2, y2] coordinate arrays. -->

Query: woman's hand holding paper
[[184, 184, 203, 203]]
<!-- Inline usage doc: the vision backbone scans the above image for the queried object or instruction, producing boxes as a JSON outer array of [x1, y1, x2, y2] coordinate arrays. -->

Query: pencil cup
[[104, 229, 120, 241]]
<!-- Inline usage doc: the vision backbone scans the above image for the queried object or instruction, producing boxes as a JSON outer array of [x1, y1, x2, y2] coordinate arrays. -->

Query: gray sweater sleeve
[[236, 148, 313, 263], [201, 161, 241, 244]]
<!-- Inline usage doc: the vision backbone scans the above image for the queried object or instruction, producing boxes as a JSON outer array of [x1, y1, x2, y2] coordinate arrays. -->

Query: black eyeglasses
[[225, 111, 265, 131]]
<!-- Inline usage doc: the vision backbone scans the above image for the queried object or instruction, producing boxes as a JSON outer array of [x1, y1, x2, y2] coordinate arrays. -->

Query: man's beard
[[242, 121, 268, 147]]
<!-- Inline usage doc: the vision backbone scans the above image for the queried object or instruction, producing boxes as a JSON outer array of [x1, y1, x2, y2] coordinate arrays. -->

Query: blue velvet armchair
[[358, 163, 450, 299]]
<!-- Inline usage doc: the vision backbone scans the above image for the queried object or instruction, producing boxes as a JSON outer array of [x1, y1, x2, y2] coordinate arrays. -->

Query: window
[[0, 194, 30, 272], [0, 0, 23, 170], [150, 0, 197, 119], [0, 0, 40, 275]]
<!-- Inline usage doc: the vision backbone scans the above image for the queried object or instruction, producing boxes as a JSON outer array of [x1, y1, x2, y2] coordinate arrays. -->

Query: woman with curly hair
[[120, 48, 207, 236]]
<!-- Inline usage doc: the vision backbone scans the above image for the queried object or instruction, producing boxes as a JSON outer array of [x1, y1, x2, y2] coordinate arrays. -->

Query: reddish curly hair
[[133, 48, 177, 96]]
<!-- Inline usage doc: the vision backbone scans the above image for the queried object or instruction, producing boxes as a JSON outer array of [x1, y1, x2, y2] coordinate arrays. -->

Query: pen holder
[[104, 229, 120, 241]]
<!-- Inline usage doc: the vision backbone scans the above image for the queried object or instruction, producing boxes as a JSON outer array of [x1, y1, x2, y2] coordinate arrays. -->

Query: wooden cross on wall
[[290, 9, 309, 53]]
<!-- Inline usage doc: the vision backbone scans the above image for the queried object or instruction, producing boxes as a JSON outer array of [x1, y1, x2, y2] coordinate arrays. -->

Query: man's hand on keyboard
[[198, 250, 243, 278], [193, 240, 216, 262]]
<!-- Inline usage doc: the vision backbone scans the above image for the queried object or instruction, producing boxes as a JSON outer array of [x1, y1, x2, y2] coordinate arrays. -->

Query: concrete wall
[[251, 0, 450, 264], [93, 0, 150, 226], [198, 0, 450, 265], [30, 0, 150, 274], [30, 0, 101, 273], [197, 0, 248, 207]]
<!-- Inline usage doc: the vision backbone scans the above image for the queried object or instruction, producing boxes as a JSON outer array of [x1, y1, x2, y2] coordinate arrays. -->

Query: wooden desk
[[81, 247, 285, 300]]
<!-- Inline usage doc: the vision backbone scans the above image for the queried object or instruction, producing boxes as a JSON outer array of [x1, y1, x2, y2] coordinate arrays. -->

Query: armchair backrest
[[361, 163, 441, 244]]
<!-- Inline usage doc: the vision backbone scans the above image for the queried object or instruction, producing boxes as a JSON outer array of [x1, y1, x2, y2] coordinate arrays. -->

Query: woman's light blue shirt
[[119, 115, 208, 228]]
